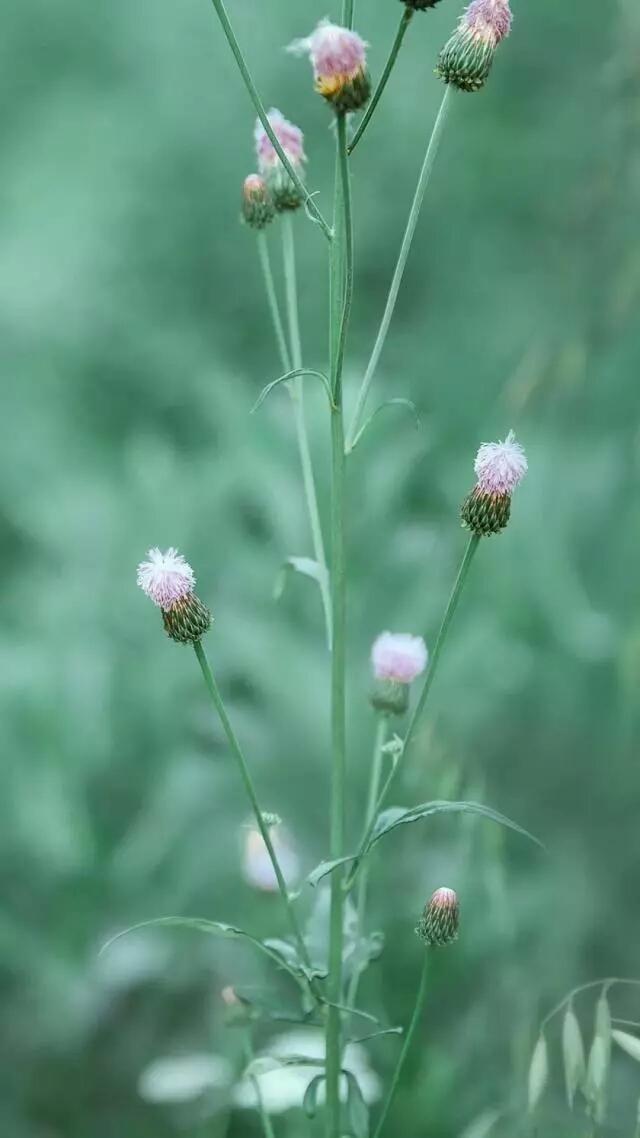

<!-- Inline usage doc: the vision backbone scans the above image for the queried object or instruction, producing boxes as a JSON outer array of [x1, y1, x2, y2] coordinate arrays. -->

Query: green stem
[[244, 1034, 277, 1138], [325, 111, 352, 1138], [346, 534, 480, 886], [342, 0, 355, 28], [346, 716, 389, 1011], [348, 9, 414, 156], [282, 216, 333, 647], [207, 0, 332, 242], [192, 640, 312, 971], [257, 231, 291, 374], [372, 951, 429, 1138], [345, 87, 452, 453], [541, 977, 640, 1032]]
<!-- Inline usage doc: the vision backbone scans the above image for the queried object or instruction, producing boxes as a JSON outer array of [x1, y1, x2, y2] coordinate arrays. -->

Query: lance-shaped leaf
[[100, 917, 307, 988], [369, 801, 543, 851], [612, 1029, 640, 1062], [350, 397, 421, 451], [562, 1003, 586, 1108], [251, 368, 334, 413], [528, 1034, 549, 1112], [274, 557, 329, 602], [303, 1074, 325, 1118], [307, 855, 356, 888], [344, 1071, 369, 1138]]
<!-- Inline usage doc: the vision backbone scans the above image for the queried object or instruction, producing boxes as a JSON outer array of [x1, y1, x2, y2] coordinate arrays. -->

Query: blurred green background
[[3, 0, 640, 1135]]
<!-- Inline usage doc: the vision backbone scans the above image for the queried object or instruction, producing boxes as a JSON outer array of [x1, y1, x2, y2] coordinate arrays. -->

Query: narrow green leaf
[[369, 800, 544, 852], [612, 1029, 640, 1062], [349, 1026, 403, 1046], [245, 1055, 325, 1078], [562, 1004, 586, 1108], [350, 397, 421, 450], [307, 855, 356, 888], [274, 556, 329, 602], [586, 992, 612, 1123], [527, 1034, 549, 1112], [100, 917, 305, 987], [344, 1071, 369, 1138], [251, 368, 334, 413], [303, 1074, 325, 1118]]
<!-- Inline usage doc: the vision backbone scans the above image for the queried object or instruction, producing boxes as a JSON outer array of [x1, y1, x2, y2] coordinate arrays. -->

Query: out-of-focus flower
[[242, 822, 299, 892], [137, 547, 211, 643], [370, 632, 427, 716], [233, 1028, 381, 1113], [416, 886, 460, 946], [461, 430, 527, 535], [138, 1053, 232, 1104], [288, 21, 371, 113], [255, 109, 306, 211], [241, 174, 275, 230], [436, 0, 512, 92]]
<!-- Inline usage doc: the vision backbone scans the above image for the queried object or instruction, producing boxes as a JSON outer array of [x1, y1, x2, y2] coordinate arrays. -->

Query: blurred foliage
[[2, 0, 640, 1135]]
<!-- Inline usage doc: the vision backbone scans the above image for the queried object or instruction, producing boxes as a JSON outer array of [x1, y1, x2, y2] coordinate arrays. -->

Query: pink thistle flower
[[371, 632, 428, 685], [464, 0, 513, 45], [137, 547, 195, 610], [255, 109, 306, 173], [288, 20, 368, 83], [474, 430, 528, 496]]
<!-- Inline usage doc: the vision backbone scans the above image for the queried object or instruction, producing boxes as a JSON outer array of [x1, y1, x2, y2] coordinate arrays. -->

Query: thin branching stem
[[207, 0, 332, 241], [325, 110, 352, 1138], [282, 215, 333, 647], [348, 9, 414, 156], [345, 87, 452, 453], [372, 951, 429, 1138], [244, 1033, 277, 1138], [541, 978, 640, 1033], [193, 640, 312, 971], [257, 232, 291, 374]]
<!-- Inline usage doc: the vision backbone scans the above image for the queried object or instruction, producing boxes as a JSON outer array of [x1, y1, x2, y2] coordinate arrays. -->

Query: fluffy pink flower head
[[255, 109, 306, 172], [137, 547, 195, 610], [464, 0, 512, 45], [371, 632, 428, 685], [288, 20, 368, 82], [474, 430, 527, 496]]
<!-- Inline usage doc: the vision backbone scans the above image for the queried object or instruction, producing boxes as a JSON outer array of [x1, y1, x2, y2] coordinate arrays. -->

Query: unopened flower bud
[[137, 547, 211, 644], [436, 0, 512, 92], [416, 887, 460, 947], [460, 429, 527, 536], [241, 174, 274, 230], [370, 632, 428, 716], [288, 21, 371, 113], [404, 0, 444, 10], [255, 109, 306, 212]]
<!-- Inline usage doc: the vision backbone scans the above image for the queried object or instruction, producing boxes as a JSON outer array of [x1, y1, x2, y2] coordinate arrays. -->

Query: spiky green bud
[[436, 25, 495, 91], [461, 487, 511, 535], [317, 67, 372, 114], [162, 593, 212, 644], [370, 679, 410, 717], [416, 887, 460, 947], [403, 0, 443, 10], [242, 175, 275, 229]]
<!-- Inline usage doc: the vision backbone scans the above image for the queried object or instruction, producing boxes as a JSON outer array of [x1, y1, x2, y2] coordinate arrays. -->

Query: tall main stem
[[282, 215, 333, 647], [345, 88, 452, 452], [325, 111, 352, 1138]]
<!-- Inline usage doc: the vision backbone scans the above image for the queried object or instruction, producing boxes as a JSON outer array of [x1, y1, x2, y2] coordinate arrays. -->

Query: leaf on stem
[[100, 917, 307, 987], [251, 368, 335, 413], [349, 397, 421, 451], [306, 854, 356, 888], [562, 1003, 586, 1108], [344, 1071, 369, 1138], [303, 1073, 325, 1118], [369, 800, 544, 851], [244, 1055, 325, 1078], [274, 556, 329, 602]]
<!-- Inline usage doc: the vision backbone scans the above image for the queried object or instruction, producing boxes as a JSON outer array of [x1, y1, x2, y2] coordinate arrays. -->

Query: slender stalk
[[346, 716, 389, 1011], [207, 0, 332, 241], [325, 110, 352, 1138], [257, 232, 291, 374], [345, 87, 452, 453], [282, 215, 333, 646], [244, 1034, 277, 1138], [348, 9, 414, 156], [342, 0, 355, 28], [192, 640, 312, 971], [346, 535, 480, 886], [372, 951, 429, 1138], [541, 978, 640, 1033]]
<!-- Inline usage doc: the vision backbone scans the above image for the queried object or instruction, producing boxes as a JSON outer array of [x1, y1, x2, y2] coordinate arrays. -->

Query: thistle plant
[[110, 1, 545, 1135]]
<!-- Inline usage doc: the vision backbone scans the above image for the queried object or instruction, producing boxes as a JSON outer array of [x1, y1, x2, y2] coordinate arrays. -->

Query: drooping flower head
[[436, 0, 513, 92], [461, 430, 527, 536], [370, 632, 428, 716], [254, 109, 306, 212], [416, 887, 460, 947], [241, 174, 275, 230], [137, 547, 211, 644], [288, 21, 371, 113]]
